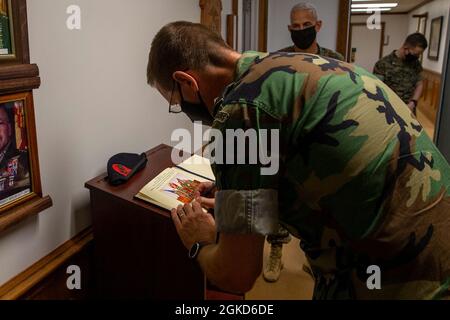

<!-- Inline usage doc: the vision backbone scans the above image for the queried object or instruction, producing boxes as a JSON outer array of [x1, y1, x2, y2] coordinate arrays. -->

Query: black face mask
[[177, 83, 214, 126], [290, 25, 317, 50], [404, 53, 419, 63]]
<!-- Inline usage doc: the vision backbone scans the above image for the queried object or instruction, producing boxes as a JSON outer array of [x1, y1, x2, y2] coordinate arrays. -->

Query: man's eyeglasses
[[168, 81, 182, 114]]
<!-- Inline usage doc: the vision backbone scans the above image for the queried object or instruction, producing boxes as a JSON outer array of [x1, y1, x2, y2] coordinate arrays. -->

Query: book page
[[176, 154, 215, 181], [136, 167, 209, 210]]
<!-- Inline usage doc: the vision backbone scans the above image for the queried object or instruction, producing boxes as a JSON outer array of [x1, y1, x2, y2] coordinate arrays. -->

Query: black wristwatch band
[[188, 242, 211, 260]]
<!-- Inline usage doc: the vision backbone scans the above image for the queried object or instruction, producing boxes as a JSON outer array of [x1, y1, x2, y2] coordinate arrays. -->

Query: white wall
[[0, 0, 199, 286], [409, 0, 450, 73], [351, 14, 410, 59], [267, 0, 339, 52], [350, 24, 383, 72]]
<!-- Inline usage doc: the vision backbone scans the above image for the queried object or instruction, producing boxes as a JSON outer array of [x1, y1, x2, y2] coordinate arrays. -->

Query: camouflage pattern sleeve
[[319, 47, 345, 62], [206, 103, 281, 236], [373, 58, 387, 81], [334, 52, 345, 62]]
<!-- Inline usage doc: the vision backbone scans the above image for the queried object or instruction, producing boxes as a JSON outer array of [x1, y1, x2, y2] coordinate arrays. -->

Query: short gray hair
[[291, 2, 318, 20]]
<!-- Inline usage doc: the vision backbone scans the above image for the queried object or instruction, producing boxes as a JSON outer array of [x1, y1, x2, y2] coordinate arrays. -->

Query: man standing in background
[[278, 2, 344, 60], [374, 33, 427, 116], [265, 2, 345, 283]]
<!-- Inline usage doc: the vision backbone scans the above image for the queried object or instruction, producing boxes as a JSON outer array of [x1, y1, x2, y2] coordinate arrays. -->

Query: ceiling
[[351, 0, 430, 13]]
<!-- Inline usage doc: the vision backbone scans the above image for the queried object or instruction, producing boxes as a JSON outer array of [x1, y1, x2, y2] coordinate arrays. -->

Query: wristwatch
[[188, 242, 210, 260]]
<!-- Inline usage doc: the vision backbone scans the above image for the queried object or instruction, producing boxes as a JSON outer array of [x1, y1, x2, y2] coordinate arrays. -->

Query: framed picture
[[413, 13, 428, 63], [0, 0, 14, 57], [0, 0, 29, 65], [0, 91, 42, 212], [428, 16, 444, 61], [416, 14, 428, 35]]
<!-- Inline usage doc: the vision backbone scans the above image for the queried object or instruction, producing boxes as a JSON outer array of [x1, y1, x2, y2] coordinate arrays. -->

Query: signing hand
[[407, 101, 416, 112], [194, 181, 216, 209], [171, 201, 216, 250]]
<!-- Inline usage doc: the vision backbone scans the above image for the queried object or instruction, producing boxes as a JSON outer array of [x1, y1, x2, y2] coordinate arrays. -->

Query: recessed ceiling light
[[351, 8, 392, 12], [352, 3, 398, 8]]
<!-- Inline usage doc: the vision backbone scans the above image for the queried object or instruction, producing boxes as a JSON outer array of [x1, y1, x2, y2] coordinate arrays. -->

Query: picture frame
[[0, 91, 44, 213], [428, 16, 444, 61], [415, 13, 428, 36], [0, 0, 51, 234], [0, 0, 30, 65], [413, 13, 428, 63]]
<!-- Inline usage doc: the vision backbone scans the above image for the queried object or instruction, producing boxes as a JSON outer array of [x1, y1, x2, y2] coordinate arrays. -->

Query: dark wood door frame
[[337, 0, 351, 60], [258, 0, 268, 52]]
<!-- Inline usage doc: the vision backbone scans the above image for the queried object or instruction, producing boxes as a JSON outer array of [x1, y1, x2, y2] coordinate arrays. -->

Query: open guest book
[[135, 154, 215, 211]]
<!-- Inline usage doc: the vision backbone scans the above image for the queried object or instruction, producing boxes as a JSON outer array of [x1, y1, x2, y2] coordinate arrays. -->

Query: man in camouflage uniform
[[264, 2, 346, 283], [147, 21, 450, 299], [278, 2, 344, 61], [374, 33, 427, 116], [0, 106, 30, 200]]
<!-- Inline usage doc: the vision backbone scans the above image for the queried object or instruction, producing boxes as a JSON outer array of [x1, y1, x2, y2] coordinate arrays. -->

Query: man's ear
[[315, 20, 322, 32], [173, 71, 199, 92]]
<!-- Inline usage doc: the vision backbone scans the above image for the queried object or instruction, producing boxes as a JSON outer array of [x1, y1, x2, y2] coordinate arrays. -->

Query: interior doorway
[[349, 22, 385, 72]]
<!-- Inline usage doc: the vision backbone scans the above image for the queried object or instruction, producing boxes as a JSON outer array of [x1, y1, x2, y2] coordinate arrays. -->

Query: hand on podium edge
[[171, 200, 217, 250]]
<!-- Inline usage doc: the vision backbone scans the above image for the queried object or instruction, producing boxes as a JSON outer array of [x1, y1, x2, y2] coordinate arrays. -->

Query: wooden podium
[[85, 144, 241, 300]]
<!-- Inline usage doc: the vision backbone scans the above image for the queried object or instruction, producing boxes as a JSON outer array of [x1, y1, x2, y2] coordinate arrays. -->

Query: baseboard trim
[[0, 227, 93, 300]]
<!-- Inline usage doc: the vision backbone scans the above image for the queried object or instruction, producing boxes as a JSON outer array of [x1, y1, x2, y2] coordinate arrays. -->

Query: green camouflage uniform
[[268, 45, 346, 246], [373, 51, 423, 104], [279, 44, 345, 61], [209, 51, 450, 300]]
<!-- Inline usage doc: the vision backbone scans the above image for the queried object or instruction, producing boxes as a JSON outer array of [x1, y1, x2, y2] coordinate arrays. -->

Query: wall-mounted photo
[[0, 0, 14, 58], [0, 92, 41, 211], [428, 16, 443, 60], [0, 0, 30, 65]]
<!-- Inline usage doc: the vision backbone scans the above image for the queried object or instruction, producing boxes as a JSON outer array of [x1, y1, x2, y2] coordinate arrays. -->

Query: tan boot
[[263, 244, 283, 282]]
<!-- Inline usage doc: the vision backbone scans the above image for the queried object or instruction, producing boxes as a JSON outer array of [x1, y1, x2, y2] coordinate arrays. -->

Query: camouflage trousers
[[302, 195, 450, 300]]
